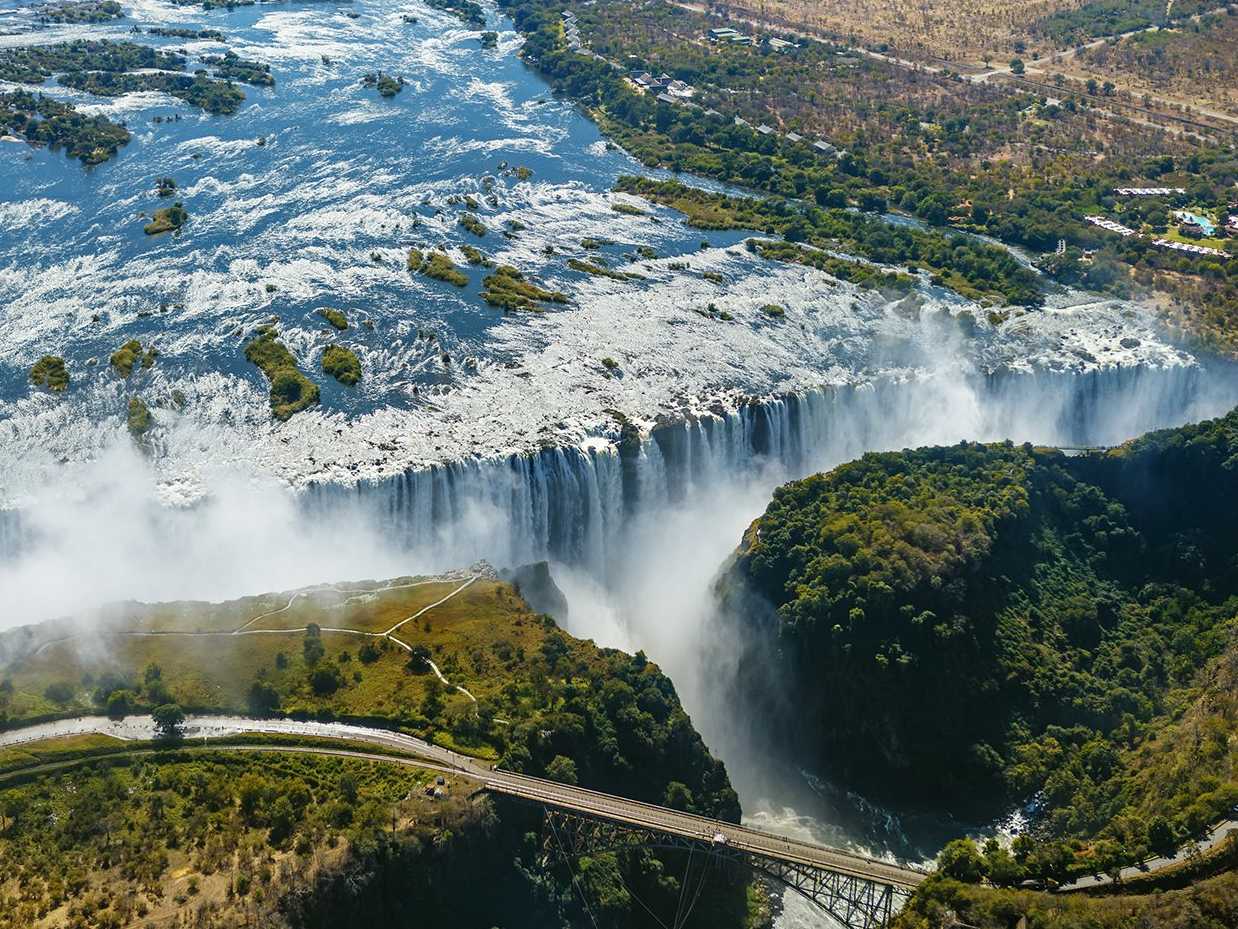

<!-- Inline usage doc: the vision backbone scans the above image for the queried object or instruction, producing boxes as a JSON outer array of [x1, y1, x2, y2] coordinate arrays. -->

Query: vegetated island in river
[[33, 0, 122, 24], [0, 565, 760, 929], [0, 90, 131, 165], [718, 404, 1238, 926], [244, 325, 320, 420], [0, 41, 246, 116]]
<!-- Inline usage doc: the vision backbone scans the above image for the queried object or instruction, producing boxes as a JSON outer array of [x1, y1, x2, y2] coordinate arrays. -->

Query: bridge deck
[[483, 769, 927, 890]]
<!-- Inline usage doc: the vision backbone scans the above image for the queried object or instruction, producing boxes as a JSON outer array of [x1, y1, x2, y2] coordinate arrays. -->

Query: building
[[1179, 221, 1206, 239], [813, 139, 837, 155], [1084, 215, 1137, 237], [1114, 187, 1186, 196], [708, 27, 738, 41], [766, 37, 798, 51], [785, 131, 802, 143], [755, 124, 775, 136]]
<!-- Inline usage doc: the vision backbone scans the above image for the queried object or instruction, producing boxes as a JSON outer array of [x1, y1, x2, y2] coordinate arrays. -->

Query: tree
[[310, 666, 342, 696], [151, 703, 185, 740], [937, 838, 986, 883], [982, 838, 1024, 886], [1009, 58, 1025, 75], [247, 680, 281, 716], [106, 690, 132, 721], [44, 681, 75, 705], [408, 644, 433, 673], [303, 626, 325, 666], [664, 781, 695, 812], [546, 754, 578, 786], [268, 795, 296, 844], [1147, 816, 1180, 858]]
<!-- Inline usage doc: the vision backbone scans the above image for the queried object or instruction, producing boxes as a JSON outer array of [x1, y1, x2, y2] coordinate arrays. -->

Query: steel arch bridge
[[539, 807, 915, 929]]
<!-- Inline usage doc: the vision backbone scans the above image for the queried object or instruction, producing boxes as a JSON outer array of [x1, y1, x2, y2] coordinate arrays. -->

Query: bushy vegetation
[[0, 40, 183, 84], [616, 177, 1041, 306], [28, 355, 68, 392], [727, 407, 1238, 874], [409, 249, 469, 286], [459, 211, 488, 237], [322, 345, 361, 386], [203, 51, 274, 87], [0, 40, 244, 114], [60, 71, 246, 115], [0, 91, 130, 164], [425, 0, 485, 27], [143, 202, 188, 235], [243, 327, 320, 420], [34, 0, 123, 24], [109, 339, 157, 376], [126, 396, 152, 438], [316, 307, 349, 331], [362, 72, 404, 97], [481, 265, 568, 311], [460, 244, 494, 266]]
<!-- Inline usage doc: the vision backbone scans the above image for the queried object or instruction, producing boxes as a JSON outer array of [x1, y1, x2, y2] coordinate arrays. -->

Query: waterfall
[[296, 361, 1231, 579]]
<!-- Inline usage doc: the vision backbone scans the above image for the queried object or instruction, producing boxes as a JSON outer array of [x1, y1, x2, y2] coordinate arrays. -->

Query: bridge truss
[[540, 808, 913, 929]]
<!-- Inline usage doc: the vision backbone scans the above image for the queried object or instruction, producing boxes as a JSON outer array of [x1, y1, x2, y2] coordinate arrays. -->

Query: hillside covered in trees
[[0, 572, 757, 929], [723, 407, 1238, 881]]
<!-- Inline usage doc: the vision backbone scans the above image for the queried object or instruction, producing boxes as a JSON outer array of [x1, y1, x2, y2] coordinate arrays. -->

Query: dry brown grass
[[711, 0, 1086, 61]]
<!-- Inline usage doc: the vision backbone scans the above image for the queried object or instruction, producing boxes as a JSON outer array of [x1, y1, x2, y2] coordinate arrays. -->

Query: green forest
[[726, 406, 1238, 884]]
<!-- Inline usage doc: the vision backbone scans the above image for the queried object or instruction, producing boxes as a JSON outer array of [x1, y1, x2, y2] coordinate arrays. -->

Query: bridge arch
[[538, 808, 912, 929]]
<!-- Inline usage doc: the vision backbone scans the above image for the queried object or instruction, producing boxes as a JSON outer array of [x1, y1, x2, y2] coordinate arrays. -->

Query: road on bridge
[[0, 714, 926, 891]]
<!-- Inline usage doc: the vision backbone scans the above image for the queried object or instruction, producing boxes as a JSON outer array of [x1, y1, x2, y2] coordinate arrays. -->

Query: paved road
[[1059, 818, 1238, 891], [0, 714, 925, 890]]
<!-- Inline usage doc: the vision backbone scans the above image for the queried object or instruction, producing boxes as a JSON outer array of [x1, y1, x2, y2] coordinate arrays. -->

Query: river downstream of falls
[[4, 0, 1238, 924]]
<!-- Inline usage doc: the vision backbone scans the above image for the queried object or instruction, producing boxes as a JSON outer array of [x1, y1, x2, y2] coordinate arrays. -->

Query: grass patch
[[322, 345, 362, 386], [461, 244, 494, 267], [317, 307, 349, 331], [611, 202, 647, 217], [243, 326, 320, 421], [460, 212, 487, 237], [126, 397, 152, 438], [29, 355, 68, 392], [566, 258, 642, 281], [481, 265, 567, 311], [143, 202, 188, 235], [109, 339, 157, 377], [409, 250, 469, 287]]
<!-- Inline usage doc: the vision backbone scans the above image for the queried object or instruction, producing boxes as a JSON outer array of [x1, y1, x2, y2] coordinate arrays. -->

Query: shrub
[[29, 355, 69, 392], [321, 345, 361, 386]]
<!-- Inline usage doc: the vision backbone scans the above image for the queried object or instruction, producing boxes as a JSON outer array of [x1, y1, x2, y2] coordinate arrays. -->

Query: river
[[3, 0, 1238, 925]]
